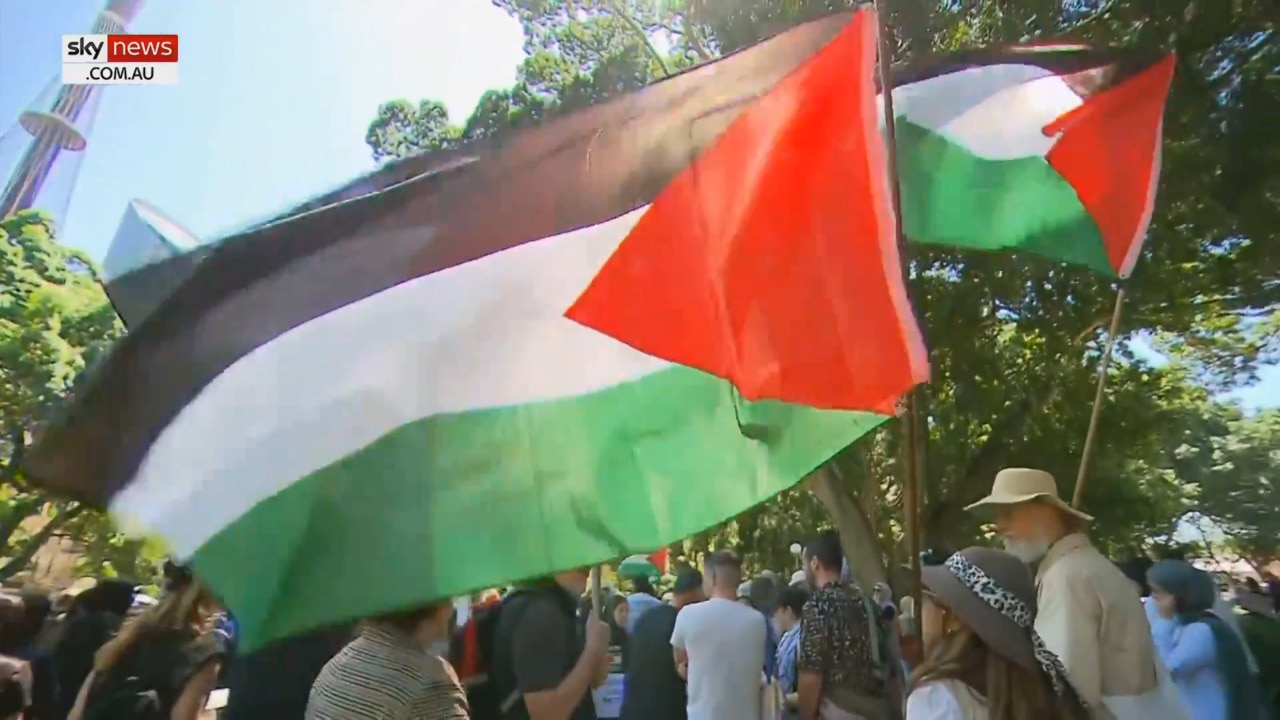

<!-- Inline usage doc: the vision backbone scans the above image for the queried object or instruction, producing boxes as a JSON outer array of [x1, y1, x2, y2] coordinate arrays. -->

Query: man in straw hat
[[966, 468, 1179, 720]]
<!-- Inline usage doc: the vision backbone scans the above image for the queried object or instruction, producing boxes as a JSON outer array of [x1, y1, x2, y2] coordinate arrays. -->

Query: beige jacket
[[1035, 534, 1157, 720]]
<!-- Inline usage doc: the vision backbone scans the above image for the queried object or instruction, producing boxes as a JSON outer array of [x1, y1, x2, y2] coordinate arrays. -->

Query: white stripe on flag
[[112, 207, 671, 555], [879, 65, 1083, 159]]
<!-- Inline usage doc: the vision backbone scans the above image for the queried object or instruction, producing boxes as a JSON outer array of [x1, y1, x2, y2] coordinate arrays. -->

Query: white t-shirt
[[906, 680, 988, 720], [670, 597, 767, 720]]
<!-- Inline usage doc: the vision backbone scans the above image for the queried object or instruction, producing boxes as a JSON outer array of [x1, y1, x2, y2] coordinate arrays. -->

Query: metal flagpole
[[871, 0, 924, 631], [1072, 287, 1128, 508]]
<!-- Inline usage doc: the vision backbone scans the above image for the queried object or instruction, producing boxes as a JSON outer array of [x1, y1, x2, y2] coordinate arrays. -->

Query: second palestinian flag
[[28, 10, 926, 649], [889, 46, 1175, 277]]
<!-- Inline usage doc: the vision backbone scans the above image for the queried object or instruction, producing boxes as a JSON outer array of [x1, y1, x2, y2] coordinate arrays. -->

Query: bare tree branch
[[0, 503, 85, 581], [608, 1, 673, 77], [0, 496, 43, 550]]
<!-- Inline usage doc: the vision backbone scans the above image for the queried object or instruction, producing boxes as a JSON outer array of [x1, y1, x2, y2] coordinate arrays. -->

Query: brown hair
[[94, 580, 216, 671], [910, 624, 1088, 720]]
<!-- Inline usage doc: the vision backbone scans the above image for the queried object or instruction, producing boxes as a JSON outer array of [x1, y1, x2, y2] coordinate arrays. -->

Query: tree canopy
[[363, 0, 1278, 582], [1185, 407, 1280, 568], [0, 210, 164, 586]]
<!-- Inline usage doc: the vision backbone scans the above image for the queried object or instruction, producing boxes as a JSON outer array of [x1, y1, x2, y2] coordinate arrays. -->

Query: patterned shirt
[[306, 624, 468, 720], [796, 581, 883, 697]]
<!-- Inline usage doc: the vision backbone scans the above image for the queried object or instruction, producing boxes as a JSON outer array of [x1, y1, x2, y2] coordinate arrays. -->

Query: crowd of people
[[1, 561, 229, 720], [2, 466, 1276, 720]]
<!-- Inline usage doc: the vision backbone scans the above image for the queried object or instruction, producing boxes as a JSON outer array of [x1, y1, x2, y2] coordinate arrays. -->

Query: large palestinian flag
[[889, 46, 1175, 277], [27, 10, 927, 649]]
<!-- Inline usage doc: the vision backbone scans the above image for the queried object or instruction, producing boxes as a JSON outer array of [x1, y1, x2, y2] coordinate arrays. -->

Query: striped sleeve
[[413, 657, 470, 719]]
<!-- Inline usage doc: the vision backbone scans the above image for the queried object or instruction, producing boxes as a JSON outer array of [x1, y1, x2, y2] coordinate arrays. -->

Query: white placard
[[205, 688, 229, 710], [592, 673, 625, 718]]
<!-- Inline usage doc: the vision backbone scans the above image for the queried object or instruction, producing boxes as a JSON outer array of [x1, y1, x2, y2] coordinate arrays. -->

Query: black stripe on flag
[[26, 12, 857, 506]]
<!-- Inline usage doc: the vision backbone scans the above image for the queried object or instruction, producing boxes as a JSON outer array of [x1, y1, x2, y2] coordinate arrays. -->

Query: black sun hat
[[922, 547, 1079, 700]]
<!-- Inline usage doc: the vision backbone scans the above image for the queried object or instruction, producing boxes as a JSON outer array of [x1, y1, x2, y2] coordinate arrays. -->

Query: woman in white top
[[906, 547, 1091, 720]]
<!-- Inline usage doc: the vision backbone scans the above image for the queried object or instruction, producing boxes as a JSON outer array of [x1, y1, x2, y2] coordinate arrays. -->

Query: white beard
[[1004, 537, 1051, 564]]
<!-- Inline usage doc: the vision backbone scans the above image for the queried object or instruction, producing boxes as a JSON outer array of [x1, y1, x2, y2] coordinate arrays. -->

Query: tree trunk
[[805, 465, 887, 588]]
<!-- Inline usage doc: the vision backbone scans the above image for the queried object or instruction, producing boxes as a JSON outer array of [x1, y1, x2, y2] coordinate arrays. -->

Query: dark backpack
[[82, 629, 219, 720], [82, 672, 166, 720], [449, 591, 531, 720], [490, 589, 589, 720]]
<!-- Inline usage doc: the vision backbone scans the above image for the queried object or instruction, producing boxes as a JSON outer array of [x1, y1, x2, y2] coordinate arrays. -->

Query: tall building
[[0, 0, 149, 225], [102, 198, 208, 327]]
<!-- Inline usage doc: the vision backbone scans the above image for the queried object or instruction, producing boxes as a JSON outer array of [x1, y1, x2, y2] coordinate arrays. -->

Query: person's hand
[[584, 615, 610, 659], [676, 659, 688, 680]]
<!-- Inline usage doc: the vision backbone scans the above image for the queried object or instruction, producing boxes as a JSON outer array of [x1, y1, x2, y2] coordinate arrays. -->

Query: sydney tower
[[0, 0, 149, 223]]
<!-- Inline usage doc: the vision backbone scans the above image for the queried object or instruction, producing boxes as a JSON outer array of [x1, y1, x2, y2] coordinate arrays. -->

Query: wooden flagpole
[[1072, 287, 1128, 508], [591, 565, 604, 618], [871, 1, 924, 632]]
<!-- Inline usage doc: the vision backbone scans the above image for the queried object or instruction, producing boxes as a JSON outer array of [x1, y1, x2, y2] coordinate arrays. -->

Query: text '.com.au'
[[62, 34, 180, 85]]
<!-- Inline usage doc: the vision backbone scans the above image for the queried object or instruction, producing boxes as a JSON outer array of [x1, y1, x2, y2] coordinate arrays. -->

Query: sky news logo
[[62, 34, 179, 85]]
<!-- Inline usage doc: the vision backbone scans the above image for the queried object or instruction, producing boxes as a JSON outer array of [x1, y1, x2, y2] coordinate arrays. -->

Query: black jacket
[[220, 625, 351, 720]]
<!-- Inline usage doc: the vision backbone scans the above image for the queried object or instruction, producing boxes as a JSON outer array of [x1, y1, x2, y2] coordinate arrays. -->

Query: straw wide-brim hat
[[921, 547, 1039, 671], [964, 468, 1093, 523]]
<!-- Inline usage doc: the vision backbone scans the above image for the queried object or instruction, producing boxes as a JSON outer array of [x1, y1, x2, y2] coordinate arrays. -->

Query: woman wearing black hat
[[907, 547, 1090, 720]]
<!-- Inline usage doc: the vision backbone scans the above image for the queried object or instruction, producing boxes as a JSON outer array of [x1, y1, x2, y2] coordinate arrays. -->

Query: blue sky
[[0, 0, 1275, 409], [0, 0, 524, 247]]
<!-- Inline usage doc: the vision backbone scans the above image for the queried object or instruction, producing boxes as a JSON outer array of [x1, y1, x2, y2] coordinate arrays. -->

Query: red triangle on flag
[[1045, 54, 1175, 278], [648, 549, 670, 575], [566, 9, 927, 413]]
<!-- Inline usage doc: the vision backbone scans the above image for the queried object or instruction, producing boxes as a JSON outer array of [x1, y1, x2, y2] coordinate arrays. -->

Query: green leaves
[[0, 210, 121, 432], [1189, 408, 1280, 564], [365, 99, 462, 162], [1, 210, 137, 585]]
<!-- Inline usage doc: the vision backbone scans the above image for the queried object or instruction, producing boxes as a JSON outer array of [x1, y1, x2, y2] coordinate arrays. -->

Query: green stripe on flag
[[896, 119, 1112, 274], [191, 363, 888, 649]]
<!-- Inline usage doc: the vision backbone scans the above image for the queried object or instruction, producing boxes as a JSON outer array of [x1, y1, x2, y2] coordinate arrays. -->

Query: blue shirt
[[762, 609, 779, 679], [775, 625, 801, 695], [625, 593, 662, 633], [1149, 605, 1229, 720]]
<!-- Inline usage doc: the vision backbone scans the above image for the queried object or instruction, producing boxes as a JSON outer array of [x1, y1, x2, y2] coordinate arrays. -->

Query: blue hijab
[[1147, 560, 1265, 720]]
